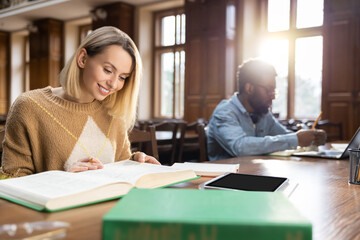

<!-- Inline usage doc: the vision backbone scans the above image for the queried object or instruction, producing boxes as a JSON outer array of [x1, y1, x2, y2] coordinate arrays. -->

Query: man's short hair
[[237, 59, 277, 94]]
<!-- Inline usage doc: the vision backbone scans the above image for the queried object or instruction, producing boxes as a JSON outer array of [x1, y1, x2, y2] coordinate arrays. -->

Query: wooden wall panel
[[185, 38, 202, 95], [29, 19, 63, 90], [204, 101, 219, 120], [328, 102, 353, 139], [186, 1, 203, 37], [0, 32, 9, 115], [49, 24, 62, 87], [356, 16, 360, 132], [206, 0, 225, 32], [328, 19, 354, 92], [92, 2, 134, 39], [184, 0, 238, 122], [322, 0, 360, 140], [326, 0, 354, 13], [186, 102, 202, 123], [205, 36, 222, 96]]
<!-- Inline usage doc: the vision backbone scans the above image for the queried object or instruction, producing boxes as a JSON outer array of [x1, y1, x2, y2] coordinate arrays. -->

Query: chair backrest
[[197, 123, 208, 162], [315, 120, 343, 141], [279, 119, 305, 131], [0, 129, 4, 164], [137, 119, 170, 130], [150, 120, 180, 165], [178, 121, 208, 162], [128, 126, 159, 160]]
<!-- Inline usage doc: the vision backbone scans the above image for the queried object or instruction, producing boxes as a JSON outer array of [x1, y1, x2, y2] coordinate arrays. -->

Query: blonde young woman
[[1, 26, 159, 178]]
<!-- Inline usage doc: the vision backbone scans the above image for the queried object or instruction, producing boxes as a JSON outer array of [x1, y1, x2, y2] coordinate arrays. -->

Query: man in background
[[207, 58, 326, 161]]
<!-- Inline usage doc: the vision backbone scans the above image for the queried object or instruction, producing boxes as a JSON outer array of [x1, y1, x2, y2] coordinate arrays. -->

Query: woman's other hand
[[132, 152, 161, 165], [67, 157, 104, 173]]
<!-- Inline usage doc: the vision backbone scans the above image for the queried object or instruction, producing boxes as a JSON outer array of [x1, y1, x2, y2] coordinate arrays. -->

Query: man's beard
[[248, 94, 269, 116]]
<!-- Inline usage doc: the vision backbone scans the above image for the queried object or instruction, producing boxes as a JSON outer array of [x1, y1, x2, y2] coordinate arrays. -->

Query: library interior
[[0, 0, 360, 239]]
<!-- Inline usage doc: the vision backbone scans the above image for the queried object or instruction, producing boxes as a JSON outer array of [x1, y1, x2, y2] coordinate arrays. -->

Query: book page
[[0, 170, 122, 206], [83, 160, 192, 185], [330, 143, 347, 151], [0, 160, 195, 207], [268, 146, 312, 157], [171, 162, 240, 176]]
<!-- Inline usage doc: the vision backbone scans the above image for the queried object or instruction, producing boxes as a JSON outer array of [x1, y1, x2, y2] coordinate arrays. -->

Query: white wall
[[10, 30, 28, 104], [136, 0, 184, 120]]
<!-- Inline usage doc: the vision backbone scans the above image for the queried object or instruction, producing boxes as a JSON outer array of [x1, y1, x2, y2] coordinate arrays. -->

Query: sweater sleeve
[[1, 96, 36, 177]]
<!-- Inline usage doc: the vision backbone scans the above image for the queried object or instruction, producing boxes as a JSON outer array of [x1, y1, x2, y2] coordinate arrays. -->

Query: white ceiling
[[0, 0, 168, 32]]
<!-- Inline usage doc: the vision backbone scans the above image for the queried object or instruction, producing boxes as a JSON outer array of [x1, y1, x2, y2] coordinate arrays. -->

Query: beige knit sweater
[[1, 87, 131, 177]]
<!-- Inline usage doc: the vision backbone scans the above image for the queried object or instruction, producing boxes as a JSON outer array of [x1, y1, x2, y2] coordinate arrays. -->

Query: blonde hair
[[59, 26, 141, 131]]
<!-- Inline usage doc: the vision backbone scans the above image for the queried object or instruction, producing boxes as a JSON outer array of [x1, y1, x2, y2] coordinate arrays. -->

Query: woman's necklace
[[26, 96, 113, 159]]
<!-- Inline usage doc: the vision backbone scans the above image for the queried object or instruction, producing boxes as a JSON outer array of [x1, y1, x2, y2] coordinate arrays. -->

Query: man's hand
[[296, 129, 327, 147]]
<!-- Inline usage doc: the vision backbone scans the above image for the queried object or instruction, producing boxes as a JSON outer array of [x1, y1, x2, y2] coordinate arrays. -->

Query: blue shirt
[[207, 93, 298, 161]]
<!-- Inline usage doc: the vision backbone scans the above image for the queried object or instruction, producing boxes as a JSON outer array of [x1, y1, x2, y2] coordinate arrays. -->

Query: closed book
[[103, 188, 312, 240]]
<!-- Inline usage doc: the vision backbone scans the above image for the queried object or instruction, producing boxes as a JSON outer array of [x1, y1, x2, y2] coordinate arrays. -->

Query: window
[[154, 8, 185, 118], [259, 0, 324, 119]]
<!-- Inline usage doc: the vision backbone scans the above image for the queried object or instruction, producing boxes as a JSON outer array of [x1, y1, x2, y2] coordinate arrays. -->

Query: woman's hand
[[132, 152, 161, 165], [67, 157, 104, 173]]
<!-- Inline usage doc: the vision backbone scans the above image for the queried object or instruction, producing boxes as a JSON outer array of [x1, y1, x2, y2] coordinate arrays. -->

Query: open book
[[268, 145, 318, 157], [171, 162, 240, 176], [0, 160, 198, 212]]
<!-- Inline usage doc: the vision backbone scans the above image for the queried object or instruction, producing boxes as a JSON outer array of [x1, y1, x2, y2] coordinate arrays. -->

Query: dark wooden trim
[[0, 31, 10, 115]]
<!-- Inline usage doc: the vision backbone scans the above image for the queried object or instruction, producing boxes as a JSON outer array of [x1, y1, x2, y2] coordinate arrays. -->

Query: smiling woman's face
[[77, 44, 133, 103]]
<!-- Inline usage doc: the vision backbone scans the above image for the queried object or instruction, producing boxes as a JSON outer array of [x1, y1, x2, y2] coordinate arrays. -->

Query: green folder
[[103, 188, 312, 240]]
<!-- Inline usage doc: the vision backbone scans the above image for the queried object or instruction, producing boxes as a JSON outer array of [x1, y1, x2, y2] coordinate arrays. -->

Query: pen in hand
[[312, 111, 322, 130]]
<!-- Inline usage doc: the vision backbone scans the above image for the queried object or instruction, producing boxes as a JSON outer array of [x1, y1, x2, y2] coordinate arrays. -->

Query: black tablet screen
[[205, 173, 288, 192]]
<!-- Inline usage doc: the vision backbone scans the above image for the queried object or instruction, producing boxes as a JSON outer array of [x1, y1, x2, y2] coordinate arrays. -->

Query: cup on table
[[349, 149, 360, 184]]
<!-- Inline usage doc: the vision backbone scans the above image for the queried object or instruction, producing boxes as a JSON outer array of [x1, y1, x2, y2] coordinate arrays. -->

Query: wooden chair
[[151, 120, 180, 165], [177, 121, 208, 162], [136, 119, 170, 131], [128, 126, 159, 160], [197, 123, 208, 162], [0, 129, 4, 165], [0, 114, 6, 126], [279, 119, 306, 131], [311, 119, 343, 141]]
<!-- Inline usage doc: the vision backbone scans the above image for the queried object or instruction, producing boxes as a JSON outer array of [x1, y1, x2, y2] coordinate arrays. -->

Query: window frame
[[261, 0, 323, 119], [153, 7, 185, 119]]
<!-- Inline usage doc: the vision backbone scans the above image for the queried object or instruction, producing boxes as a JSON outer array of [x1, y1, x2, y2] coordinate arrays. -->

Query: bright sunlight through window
[[268, 0, 290, 32], [294, 36, 323, 118], [261, 0, 323, 119], [156, 11, 185, 118], [259, 39, 289, 118], [297, 0, 323, 28]]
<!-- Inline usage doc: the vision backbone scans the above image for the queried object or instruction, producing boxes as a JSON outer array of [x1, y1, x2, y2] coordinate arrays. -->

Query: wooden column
[[0, 32, 10, 115], [322, 0, 360, 139], [29, 19, 63, 90], [184, 0, 239, 122], [91, 2, 134, 39]]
